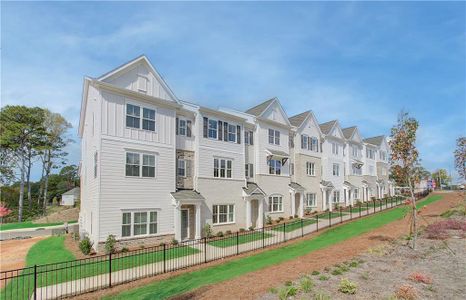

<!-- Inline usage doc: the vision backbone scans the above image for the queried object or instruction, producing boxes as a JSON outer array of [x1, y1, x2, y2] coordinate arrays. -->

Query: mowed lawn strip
[[109, 194, 442, 300], [208, 232, 273, 248], [2, 237, 199, 299], [271, 218, 317, 233], [0, 221, 78, 232]]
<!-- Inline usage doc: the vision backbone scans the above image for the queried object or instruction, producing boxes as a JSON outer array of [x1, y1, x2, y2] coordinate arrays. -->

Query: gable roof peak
[[319, 120, 338, 135], [342, 126, 357, 139], [245, 97, 277, 116], [288, 110, 312, 127], [363, 135, 386, 146]]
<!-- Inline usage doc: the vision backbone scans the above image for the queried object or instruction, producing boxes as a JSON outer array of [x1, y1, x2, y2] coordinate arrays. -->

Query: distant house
[[61, 187, 80, 206]]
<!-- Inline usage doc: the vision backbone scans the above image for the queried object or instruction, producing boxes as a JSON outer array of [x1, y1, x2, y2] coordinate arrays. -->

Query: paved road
[[0, 224, 78, 241]]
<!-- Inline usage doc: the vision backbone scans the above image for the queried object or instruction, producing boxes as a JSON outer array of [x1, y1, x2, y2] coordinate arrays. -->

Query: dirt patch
[[34, 207, 79, 224], [64, 234, 87, 260], [183, 192, 462, 300]]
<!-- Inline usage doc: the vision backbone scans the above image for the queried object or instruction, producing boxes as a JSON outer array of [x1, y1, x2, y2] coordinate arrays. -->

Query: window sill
[[126, 126, 157, 133], [212, 222, 235, 226], [125, 176, 157, 180], [268, 211, 284, 214]]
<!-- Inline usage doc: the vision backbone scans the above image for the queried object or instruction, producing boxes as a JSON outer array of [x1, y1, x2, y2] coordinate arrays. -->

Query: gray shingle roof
[[342, 126, 357, 139], [319, 120, 337, 135], [245, 98, 276, 116], [63, 187, 80, 196], [363, 135, 385, 146], [321, 180, 334, 188], [243, 182, 266, 196], [288, 111, 311, 127], [266, 148, 290, 157], [170, 190, 205, 201], [289, 182, 304, 190], [344, 181, 356, 188]]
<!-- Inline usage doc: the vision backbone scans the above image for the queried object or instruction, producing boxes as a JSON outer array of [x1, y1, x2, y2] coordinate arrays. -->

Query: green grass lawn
[[208, 232, 273, 248], [0, 220, 78, 231], [108, 194, 442, 300], [271, 218, 317, 233], [2, 236, 199, 300], [316, 211, 347, 219]]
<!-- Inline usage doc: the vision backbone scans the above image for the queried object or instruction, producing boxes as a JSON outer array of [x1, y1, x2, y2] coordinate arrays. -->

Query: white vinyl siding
[[268, 195, 283, 213], [212, 204, 234, 224]]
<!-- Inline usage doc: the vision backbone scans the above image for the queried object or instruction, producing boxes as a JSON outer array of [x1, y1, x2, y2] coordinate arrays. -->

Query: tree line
[[0, 105, 76, 222]]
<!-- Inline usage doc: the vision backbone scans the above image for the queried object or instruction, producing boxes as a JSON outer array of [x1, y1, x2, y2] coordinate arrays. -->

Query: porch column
[[258, 198, 264, 227], [299, 192, 304, 218], [350, 189, 354, 206], [195, 204, 201, 239], [174, 205, 181, 241], [328, 191, 333, 212], [321, 189, 326, 211], [246, 198, 252, 228], [291, 191, 296, 216]]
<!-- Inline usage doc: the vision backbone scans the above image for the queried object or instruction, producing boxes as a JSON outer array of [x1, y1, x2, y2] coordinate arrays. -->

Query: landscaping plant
[[79, 236, 93, 255], [104, 234, 116, 254], [338, 278, 357, 294], [299, 276, 314, 293], [395, 284, 419, 300], [408, 272, 432, 284]]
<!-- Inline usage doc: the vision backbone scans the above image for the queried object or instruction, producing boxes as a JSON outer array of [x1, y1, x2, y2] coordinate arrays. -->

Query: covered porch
[[289, 182, 305, 218], [320, 180, 335, 211], [171, 190, 204, 241], [242, 182, 266, 229]]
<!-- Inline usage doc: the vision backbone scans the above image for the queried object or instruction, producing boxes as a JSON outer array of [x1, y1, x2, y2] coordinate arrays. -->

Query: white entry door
[[181, 209, 189, 240]]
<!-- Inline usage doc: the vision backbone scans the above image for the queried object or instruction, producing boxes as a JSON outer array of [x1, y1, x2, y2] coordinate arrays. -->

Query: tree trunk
[[38, 154, 46, 205], [26, 150, 32, 209], [43, 150, 51, 210], [18, 155, 26, 222], [407, 176, 417, 249]]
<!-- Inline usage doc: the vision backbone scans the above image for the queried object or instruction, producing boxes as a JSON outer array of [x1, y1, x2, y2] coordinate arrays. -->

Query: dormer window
[[137, 75, 148, 93]]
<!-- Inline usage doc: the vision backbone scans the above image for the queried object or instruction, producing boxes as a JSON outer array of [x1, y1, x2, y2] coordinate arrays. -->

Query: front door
[[181, 209, 189, 240], [251, 200, 259, 228]]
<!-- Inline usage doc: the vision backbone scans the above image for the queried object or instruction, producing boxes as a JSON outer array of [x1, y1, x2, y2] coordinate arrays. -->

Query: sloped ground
[[34, 207, 79, 224]]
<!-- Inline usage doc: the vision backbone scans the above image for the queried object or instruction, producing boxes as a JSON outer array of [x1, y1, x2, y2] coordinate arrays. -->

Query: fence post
[[316, 213, 319, 231], [203, 237, 207, 263], [340, 207, 343, 223], [329, 211, 332, 227], [283, 222, 286, 242], [236, 231, 239, 255], [366, 201, 369, 213], [350, 205, 352, 220], [301, 218, 304, 237], [108, 253, 112, 287], [34, 264, 37, 300], [262, 227, 265, 248], [359, 204, 361, 218], [373, 199, 376, 213], [163, 243, 166, 273]]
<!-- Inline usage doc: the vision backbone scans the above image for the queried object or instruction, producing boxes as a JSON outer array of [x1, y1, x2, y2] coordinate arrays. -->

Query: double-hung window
[[142, 108, 156, 131], [367, 148, 375, 159], [122, 213, 131, 237], [244, 131, 254, 145], [149, 212, 157, 234], [178, 119, 187, 136], [333, 191, 340, 203], [245, 163, 254, 178], [126, 152, 155, 178], [332, 163, 340, 176], [306, 162, 315, 176], [268, 159, 282, 175], [268, 129, 280, 145], [305, 193, 316, 207], [301, 134, 308, 149], [178, 159, 186, 177], [212, 204, 234, 224], [208, 119, 218, 139], [268, 196, 283, 212], [310, 137, 319, 152], [332, 142, 339, 155], [228, 124, 236, 142], [352, 146, 359, 158], [126, 104, 141, 129], [353, 189, 359, 200], [214, 158, 232, 178], [133, 212, 147, 236]]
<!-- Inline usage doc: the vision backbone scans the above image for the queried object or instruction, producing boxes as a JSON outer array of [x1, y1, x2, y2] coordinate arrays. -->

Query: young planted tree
[[0, 106, 47, 222], [454, 137, 466, 181], [431, 169, 451, 190], [389, 110, 420, 249]]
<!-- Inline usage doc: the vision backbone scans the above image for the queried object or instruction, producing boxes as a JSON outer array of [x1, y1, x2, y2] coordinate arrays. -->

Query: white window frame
[[367, 148, 375, 159], [305, 193, 317, 208], [125, 152, 156, 178], [268, 195, 284, 213], [301, 134, 308, 149], [306, 162, 315, 176], [269, 129, 280, 145], [228, 124, 236, 143], [208, 119, 218, 139], [212, 204, 235, 225], [122, 212, 131, 237], [244, 131, 253, 145], [268, 159, 282, 175], [353, 189, 359, 200], [332, 142, 339, 155], [332, 163, 340, 176], [126, 102, 156, 132], [137, 75, 148, 92], [352, 146, 359, 158], [310, 137, 319, 152], [333, 190, 340, 203], [245, 163, 254, 178], [178, 119, 187, 136], [214, 158, 232, 178], [178, 159, 186, 177], [121, 210, 158, 238], [126, 103, 141, 129]]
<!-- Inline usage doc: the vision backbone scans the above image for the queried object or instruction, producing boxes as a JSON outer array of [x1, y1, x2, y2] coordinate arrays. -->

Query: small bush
[[203, 224, 213, 238], [171, 238, 179, 246], [279, 217, 284, 221], [331, 268, 343, 275], [284, 280, 293, 287], [408, 272, 432, 284], [361, 271, 369, 280], [104, 234, 116, 254], [338, 278, 357, 294], [268, 287, 278, 294], [79, 236, 93, 255], [225, 230, 232, 235], [319, 275, 329, 281], [120, 247, 129, 253], [71, 232, 80, 241], [239, 228, 246, 232], [349, 260, 359, 268], [395, 284, 418, 300], [216, 231, 224, 237], [294, 214, 298, 218], [299, 276, 314, 293], [248, 226, 254, 231], [311, 270, 320, 275], [289, 215, 294, 220], [339, 264, 350, 272], [265, 215, 273, 225], [314, 292, 331, 300], [278, 286, 297, 300]]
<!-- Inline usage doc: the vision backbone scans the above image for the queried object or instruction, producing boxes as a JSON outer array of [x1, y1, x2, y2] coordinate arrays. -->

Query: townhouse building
[[79, 55, 394, 251]]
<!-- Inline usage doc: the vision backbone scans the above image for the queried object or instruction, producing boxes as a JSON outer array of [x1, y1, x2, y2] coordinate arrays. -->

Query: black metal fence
[[0, 192, 430, 300]]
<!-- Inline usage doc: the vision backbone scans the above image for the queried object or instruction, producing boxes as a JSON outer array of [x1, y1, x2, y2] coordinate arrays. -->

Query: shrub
[[331, 268, 343, 275], [203, 224, 213, 238], [104, 235, 117, 254], [361, 271, 369, 280], [395, 284, 418, 300], [268, 287, 278, 294], [265, 215, 273, 225], [289, 215, 294, 220], [408, 272, 432, 284], [425, 219, 466, 240], [120, 247, 129, 253], [225, 230, 232, 235], [239, 228, 246, 232], [299, 276, 314, 293], [349, 260, 359, 268], [284, 280, 293, 287], [319, 275, 329, 281], [79, 236, 93, 255], [248, 226, 254, 231], [339, 264, 350, 272], [294, 214, 298, 218], [216, 231, 224, 237], [278, 286, 297, 300], [71, 232, 80, 241], [278, 217, 284, 221], [314, 292, 331, 300], [171, 238, 179, 246], [311, 270, 320, 275], [338, 278, 357, 294]]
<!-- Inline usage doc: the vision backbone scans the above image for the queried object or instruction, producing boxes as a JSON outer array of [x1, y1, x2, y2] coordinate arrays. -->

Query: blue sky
[[2, 1, 465, 182]]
